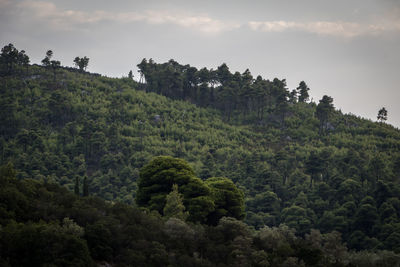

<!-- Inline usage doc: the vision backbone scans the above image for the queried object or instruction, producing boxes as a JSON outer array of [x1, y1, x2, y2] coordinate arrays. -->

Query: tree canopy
[[205, 177, 245, 225], [377, 107, 388, 123], [0, 43, 29, 75], [136, 156, 244, 224], [136, 156, 214, 223], [73, 56, 89, 72], [2, 45, 400, 255]]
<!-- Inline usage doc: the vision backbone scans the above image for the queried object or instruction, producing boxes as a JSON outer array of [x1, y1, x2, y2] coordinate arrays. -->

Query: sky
[[1, 0, 399, 127]]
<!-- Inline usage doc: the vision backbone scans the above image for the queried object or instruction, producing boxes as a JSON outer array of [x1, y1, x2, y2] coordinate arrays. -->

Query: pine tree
[[297, 81, 310, 102], [377, 107, 388, 123], [163, 184, 188, 221], [316, 95, 334, 135]]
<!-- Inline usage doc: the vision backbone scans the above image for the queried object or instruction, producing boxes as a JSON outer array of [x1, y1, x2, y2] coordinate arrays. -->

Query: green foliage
[[205, 177, 245, 225], [163, 184, 188, 220], [73, 56, 89, 72], [136, 156, 214, 223], [297, 81, 310, 103], [377, 107, 388, 123], [0, 163, 400, 266], [0, 43, 29, 75], [316, 95, 334, 134], [2, 46, 400, 255]]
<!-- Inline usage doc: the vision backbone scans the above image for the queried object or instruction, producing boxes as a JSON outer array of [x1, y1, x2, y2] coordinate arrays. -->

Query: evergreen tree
[[42, 50, 60, 80], [297, 81, 310, 102], [316, 95, 334, 134], [73, 56, 89, 72], [163, 184, 188, 220], [41, 50, 53, 66], [0, 43, 30, 74], [205, 177, 245, 225], [136, 156, 214, 223], [377, 107, 388, 123]]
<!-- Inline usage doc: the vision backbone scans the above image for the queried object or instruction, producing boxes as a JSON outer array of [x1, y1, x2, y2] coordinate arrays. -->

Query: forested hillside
[[1, 43, 400, 259], [4, 163, 400, 266]]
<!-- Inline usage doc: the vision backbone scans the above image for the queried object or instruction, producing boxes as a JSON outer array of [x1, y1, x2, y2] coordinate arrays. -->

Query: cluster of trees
[[1, 44, 400, 255], [2, 163, 400, 266], [138, 59, 312, 124], [136, 156, 244, 224], [0, 43, 30, 75], [74, 56, 89, 72], [0, 44, 88, 78]]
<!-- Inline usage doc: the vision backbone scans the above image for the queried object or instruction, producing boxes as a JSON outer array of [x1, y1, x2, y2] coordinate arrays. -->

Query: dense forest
[[1, 43, 400, 265], [3, 162, 400, 266]]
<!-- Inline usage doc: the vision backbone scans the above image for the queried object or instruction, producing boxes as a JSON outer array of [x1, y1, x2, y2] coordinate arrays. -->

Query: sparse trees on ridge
[[0, 43, 30, 75], [42, 50, 61, 80], [73, 56, 89, 72]]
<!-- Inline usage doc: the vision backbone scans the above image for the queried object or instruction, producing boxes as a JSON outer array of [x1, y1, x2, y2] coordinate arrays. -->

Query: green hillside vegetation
[[2, 163, 400, 266], [2, 43, 400, 256]]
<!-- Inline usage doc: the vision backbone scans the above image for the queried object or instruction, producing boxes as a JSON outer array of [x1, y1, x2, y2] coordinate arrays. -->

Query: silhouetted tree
[[377, 107, 388, 123], [297, 81, 310, 102], [42, 50, 61, 80], [73, 56, 89, 71], [0, 43, 30, 74]]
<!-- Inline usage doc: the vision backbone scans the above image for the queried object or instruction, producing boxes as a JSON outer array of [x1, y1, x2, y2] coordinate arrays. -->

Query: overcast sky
[[1, 0, 399, 127]]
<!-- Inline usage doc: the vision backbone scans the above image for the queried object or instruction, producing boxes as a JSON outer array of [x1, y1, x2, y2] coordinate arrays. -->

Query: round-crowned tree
[[136, 156, 214, 223], [205, 177, 245, 225]]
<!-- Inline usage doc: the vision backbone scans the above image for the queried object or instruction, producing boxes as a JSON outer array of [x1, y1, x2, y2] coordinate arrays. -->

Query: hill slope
[[1, 53, 400, 252]]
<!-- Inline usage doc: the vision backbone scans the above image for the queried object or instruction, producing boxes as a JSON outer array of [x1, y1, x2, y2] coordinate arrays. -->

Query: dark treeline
[[138, 58, 308, 124], [2, 44, 400, 261]]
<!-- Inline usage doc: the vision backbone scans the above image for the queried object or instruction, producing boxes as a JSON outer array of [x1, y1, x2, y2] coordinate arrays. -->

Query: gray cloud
[[11, 0, 400, 37], [248, 21, 365, 37], [15, 0, 240, 34]]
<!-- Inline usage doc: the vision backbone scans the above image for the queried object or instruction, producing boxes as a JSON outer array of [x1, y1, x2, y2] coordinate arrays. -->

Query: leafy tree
[[136, 156, 214, 223], [1, 221, 93, 266], [205, 177, 245, 225], [306, 151, 324, 187], [41, 50, 53, 67], [296, 81, 310, 102], [84, 222, 113, 261], [377, 107, 388, 123], [128, 70, 133, 79], [355, 197, 379, 236], [316, 95, 334, 134], [0, 43, 30, 74], [42, 50, 61, 80], [2, 54, 400, 255], [73, 56, 89, 72], [282, 205, 314, 235]]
